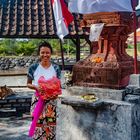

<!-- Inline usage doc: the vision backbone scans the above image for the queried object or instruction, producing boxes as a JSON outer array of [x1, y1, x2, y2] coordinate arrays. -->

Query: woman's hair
[[37, 41, 53, 55]]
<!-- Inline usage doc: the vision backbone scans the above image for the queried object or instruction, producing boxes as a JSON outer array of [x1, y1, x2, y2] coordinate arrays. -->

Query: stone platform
[[0, 88, 34, 117], [56, 86, 140, 140]]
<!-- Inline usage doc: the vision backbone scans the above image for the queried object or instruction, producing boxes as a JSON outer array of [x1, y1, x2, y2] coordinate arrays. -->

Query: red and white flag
[[51, 0, 74, 40], [68, 0, 133, 14]]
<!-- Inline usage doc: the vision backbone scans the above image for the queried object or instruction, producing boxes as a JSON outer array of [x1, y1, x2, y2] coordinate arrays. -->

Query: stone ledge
[[0, 89, 33, 117], [128, 74, 140, 88], [124, 94, 140, 104], [61, 96, 104, 109], [57, 96, 134, 140], [60, 96, 131, 109], [65, 86, 124, 101], [0, 108, 17, 117]]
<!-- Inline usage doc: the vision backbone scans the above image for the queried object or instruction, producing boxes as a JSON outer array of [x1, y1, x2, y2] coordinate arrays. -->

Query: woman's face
[[39, 46, 51, 62]]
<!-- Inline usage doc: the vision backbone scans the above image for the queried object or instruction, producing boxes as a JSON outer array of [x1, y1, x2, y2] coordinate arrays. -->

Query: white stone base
[[128, 74, 140, 88]]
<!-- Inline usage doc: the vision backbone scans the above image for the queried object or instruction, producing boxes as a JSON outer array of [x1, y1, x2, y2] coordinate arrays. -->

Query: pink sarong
[[29, 91, 45, 137]]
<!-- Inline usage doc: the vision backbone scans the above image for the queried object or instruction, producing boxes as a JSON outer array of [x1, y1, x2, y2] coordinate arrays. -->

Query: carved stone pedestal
[[72, 12, 140, 89]]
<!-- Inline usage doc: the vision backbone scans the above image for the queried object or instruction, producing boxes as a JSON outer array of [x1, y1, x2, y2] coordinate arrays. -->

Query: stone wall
[[0, 57, 37, 70], [57, 98, 132, 140], [56, 86, 140, 140], [0, 89, 33, 117], [0, 56, 76, 70]]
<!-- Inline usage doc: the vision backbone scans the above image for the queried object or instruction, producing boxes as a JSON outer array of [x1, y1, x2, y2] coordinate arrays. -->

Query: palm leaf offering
[[81, 94, 98, 102]]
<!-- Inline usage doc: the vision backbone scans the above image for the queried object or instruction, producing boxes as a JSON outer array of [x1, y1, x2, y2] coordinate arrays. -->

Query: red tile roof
[[0, 0, 86, 38]]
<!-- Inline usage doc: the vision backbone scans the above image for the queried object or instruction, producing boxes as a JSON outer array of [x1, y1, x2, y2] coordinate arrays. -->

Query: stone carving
[[0, 85, 14, 99]]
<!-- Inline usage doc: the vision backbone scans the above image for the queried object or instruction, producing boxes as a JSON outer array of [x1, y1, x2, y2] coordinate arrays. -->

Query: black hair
[[37, 41, 53, 55]]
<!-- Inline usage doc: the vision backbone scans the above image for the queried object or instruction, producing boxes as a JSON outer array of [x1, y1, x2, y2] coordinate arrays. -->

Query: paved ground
[[0, 88, 33, 140], [0, 115, 32, 140], [0, 87, 68, 140]]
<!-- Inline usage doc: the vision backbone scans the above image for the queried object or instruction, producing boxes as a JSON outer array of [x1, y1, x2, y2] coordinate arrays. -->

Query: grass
[[126, 49, 140, 57]]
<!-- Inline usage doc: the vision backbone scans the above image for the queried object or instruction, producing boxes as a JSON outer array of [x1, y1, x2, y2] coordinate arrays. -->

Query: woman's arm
[[27, 78, 38, 91], [27, 78, 45, 94]]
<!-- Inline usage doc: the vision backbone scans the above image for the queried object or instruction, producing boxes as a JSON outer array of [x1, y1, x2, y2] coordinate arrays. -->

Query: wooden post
[[133, 0, 138, 74], [59, 39, 65, 70], [76, 37, 80, 61]]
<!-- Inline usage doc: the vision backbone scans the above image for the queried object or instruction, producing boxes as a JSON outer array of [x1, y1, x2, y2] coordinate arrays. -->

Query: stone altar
[[72, 12, 140, 89], [56, 1, 140, 140]]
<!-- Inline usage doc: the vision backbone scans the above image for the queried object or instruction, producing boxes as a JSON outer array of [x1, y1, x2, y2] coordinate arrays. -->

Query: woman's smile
[[40, 47, 51, 62]]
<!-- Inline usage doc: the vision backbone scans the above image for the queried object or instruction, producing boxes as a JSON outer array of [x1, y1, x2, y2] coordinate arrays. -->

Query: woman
[[27, 41, 61, 140]]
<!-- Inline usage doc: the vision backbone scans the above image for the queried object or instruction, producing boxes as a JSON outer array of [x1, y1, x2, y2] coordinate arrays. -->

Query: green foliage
[[0, 38, 138, 57], [48, 39, 61, 54], [126, 43, 140, 56], [127, 43, 140, 52], [137, 43, 140, 52], [127, 43, 140, 51], [0, 38, 77, 56], [0, 39, 43, 56], [0, 46, 7, 54], [63, 40, 76, 54], [127, 44, 133, 49], [16, 42, 36, 56], [0, 39, 16, 55]]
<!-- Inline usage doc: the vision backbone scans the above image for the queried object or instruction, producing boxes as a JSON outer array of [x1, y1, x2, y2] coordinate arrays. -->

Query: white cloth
[[68, 0, 133, 14], [51, 0, 73, 41], [89, 23, 104, 42], [33, 64, 56, 86]]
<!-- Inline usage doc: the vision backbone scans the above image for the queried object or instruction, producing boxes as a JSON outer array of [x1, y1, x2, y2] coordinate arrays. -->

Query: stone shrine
[[72, 12, 140, 89], [57, 1, 140, 140]]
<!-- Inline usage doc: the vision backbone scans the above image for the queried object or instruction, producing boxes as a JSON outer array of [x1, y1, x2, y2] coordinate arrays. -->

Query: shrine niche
[[72, 12, 140, 89]]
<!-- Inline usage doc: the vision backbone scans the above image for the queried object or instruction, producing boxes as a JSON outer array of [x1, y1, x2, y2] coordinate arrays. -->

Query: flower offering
[[38, 76, 62, 100]]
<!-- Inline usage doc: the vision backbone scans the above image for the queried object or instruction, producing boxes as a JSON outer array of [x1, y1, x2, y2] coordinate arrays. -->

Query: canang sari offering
[[38, 76, 62, 100], [29, 76, 62, 137]]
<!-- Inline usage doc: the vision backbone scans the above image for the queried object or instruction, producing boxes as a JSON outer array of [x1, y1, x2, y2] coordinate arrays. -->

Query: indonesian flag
[[51, 0, 74, 40], [68, 0, 133, 14]]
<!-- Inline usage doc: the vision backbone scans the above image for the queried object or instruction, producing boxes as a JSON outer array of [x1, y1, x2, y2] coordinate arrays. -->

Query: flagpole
[[133, 1, 138, 74], [60, 39, 65, 70]]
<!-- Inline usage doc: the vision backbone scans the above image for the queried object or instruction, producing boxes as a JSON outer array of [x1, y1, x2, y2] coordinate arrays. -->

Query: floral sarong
[[30, 94, 57, 140]]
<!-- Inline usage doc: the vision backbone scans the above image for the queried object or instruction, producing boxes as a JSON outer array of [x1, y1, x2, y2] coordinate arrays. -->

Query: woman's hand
[[36, 85, 46, 95], [27, 82, 39, 91], [48, 95, 58, 100]]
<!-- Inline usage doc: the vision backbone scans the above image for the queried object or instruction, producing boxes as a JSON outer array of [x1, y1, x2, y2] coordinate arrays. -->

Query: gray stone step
[[0, 108, 16, 117]]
